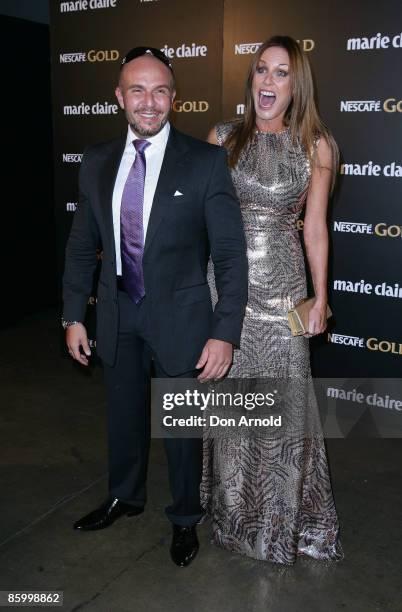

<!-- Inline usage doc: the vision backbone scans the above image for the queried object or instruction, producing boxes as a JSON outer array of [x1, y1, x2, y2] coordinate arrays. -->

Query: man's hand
[[66, 323, 91, 366], [196, 339, 233, 381]]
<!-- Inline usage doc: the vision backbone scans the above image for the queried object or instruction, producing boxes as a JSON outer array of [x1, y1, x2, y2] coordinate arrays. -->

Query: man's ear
[[115, 86, 125, 110]]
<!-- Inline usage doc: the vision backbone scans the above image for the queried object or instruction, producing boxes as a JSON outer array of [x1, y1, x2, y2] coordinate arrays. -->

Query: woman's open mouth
[[259, 90, 276, 109]]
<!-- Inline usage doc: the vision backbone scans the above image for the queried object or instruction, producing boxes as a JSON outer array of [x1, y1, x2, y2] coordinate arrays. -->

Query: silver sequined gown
[[201, 120, 343, 564]]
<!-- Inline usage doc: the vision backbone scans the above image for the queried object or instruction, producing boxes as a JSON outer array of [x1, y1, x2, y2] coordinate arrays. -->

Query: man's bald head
[[115, 53, 176, 137]]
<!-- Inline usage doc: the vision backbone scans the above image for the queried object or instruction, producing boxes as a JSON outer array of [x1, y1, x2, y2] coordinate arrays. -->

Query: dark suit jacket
[[63, 126, 248, 375]]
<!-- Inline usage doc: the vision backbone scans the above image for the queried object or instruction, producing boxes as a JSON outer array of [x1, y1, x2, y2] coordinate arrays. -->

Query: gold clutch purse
[[287, 297, 332, 336]]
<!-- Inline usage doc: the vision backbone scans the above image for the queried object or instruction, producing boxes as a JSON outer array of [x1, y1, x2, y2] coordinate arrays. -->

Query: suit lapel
[[144, 127, 189, 256], [99, 136, 126, 246]]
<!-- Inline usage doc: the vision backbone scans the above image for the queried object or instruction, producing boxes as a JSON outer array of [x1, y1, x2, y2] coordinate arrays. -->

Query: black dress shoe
[[170, 524, 199, 567], [73, 497, 144, 531]]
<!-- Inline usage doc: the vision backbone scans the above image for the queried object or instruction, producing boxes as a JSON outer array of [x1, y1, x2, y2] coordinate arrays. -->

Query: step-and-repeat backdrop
[[50, 0, 402, 431]]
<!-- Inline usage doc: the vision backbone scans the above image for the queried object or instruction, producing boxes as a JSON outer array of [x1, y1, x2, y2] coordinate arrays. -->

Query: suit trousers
[[102, 289, 204, 527]]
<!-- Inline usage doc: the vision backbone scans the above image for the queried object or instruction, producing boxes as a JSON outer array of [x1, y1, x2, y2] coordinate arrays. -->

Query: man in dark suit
[[62, 47, 247, 567]]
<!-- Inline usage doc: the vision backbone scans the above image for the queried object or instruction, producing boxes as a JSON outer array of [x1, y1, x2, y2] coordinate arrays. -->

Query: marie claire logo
[[347, 32, 402, 51], [333, 221, 402, 238], [60, 0, 117, 12], [234, 39, 314, 54], [62, 153, 83, 163], [328, 332, 402, 356], [340, 161, 402, 177], [333, 279, 402, 299], [340, 98, 402, 112], [326, 386, 402, 410], [59, 50, 119, 63], [63, 101, 119, 115], [66, 202, 77, 212], [160, 43, 207, 58], [173, 100, 209, 113]]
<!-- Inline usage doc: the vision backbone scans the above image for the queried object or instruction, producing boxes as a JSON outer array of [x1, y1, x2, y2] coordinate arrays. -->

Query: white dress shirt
[[112, 122, 170, 275]]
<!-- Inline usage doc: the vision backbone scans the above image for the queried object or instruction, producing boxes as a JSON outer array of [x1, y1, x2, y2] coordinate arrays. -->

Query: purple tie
[[120, 139, 150, 303]]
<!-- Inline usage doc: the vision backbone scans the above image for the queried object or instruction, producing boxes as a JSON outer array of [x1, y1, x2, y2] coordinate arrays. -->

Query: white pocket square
[[174, 190, 183, 196]]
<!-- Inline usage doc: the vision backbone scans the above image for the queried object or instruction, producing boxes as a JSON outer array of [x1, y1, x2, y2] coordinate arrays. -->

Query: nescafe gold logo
[[173, 101, 209, 113], [374, 223, 402, 237], [87, 50, 119, 62], [383, 98, 402, 112], [366, 337, 402, 355], [298, 39, 315, 51]]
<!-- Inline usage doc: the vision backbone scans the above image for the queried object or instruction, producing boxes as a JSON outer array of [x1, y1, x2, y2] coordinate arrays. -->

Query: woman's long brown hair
[[224, 35, 339, 191]]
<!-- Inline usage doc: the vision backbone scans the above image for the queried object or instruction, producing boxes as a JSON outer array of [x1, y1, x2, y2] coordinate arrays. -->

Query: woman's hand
[[304, 300, 327, 337]]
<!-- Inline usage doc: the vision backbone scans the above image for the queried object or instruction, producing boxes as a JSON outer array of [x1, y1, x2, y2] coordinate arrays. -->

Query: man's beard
[[130, 110, 168, 137]]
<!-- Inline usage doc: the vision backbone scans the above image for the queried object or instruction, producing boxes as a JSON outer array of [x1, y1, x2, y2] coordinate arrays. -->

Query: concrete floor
[[0, 310, 401, 612]]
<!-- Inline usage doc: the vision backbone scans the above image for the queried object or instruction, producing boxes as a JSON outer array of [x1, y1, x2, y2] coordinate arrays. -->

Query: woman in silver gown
[[201, 36, 343, 564]]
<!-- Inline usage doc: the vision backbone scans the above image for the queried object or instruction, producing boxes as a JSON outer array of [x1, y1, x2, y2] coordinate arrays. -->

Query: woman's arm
[[303, 137, 333, 336]]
